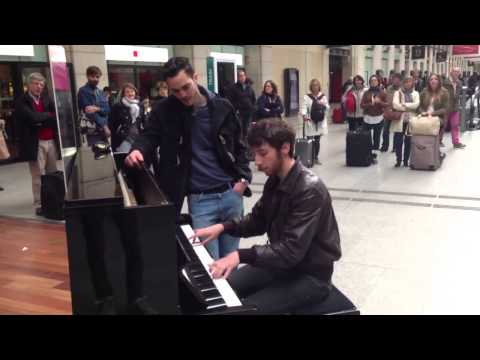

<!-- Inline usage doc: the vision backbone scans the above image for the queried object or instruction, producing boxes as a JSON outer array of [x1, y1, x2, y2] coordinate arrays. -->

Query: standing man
[[381, 73, 402, 152], [226, 69, 256, 140], [15, 73, 61, 216], [192, 119, 341, 314], [443, 67, 467, 149], [77, 66, 111, 145], [125, 57, 252, 260]]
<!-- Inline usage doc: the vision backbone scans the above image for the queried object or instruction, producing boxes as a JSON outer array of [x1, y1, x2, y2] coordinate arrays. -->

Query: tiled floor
[[1, 117, 480, 314]]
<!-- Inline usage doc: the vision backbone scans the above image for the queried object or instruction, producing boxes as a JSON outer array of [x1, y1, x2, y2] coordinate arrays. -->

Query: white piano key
[[180, 225, 242, 307]]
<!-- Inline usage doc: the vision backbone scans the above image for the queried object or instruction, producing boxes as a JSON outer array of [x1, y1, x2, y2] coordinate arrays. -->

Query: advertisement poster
[[452, 45, 479, 56]]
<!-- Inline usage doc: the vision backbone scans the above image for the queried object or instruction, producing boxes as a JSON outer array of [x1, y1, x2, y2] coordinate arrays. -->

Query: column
[[192, 45, 209, 88], [372, 45, 382, 74], [352, 45, 365, 78], [388, 45, 395, 74], [70, 45, 108, 93], [399, 45, 406, 74]]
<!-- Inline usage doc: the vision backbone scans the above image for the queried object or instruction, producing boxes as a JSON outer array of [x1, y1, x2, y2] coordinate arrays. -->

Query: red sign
[[133, 50, 138, 57], [452, 45, 479, 55]]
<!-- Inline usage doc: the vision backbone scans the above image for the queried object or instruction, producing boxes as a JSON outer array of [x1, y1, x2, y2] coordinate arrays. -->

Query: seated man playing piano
[[192, 119, 342, 314]]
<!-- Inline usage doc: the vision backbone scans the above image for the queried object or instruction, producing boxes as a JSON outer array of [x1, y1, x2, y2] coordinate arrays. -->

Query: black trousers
[[84, 209, 144, 304], [393, 122, 411, 164], [228, 265, 331, 314], [307, 135, 321, 160], [362, 120, 384, 150], [347, 117, 364, 132], [238, 111, 254, 140], [381, 119, 391, 151]]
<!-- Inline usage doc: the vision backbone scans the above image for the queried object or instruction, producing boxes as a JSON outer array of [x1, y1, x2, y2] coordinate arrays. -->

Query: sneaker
[[129, 297, 159, 315], [453, 143, 466, 149]]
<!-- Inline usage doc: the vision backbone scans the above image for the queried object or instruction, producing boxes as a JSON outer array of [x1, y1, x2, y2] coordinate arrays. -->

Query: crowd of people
[[341, 67, 469, 167]]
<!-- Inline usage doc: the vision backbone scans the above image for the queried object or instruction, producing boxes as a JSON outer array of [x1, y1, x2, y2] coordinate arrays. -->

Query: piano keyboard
[[179, 225, 243, 309]]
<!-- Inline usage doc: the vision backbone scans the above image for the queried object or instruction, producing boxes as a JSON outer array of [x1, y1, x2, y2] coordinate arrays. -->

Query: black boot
[[0, 185, 3, 191]]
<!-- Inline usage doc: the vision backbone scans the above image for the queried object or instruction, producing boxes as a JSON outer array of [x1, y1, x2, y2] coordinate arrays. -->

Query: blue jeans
[[188, 188, 244, 260]]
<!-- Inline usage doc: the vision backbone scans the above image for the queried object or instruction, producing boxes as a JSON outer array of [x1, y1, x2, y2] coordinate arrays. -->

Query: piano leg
[[83, 212, 115, 314]]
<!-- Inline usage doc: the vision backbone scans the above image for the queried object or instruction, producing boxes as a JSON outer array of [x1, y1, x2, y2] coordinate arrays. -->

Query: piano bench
[[291, 285, 360, 315]]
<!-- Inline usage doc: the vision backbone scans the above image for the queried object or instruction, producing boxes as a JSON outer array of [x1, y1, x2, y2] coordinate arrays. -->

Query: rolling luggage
[[41, 171, 66, 220], [409, 135, 442, 171], [346, 130, 373, 167], [295, 138, 314, 168], [332, 107, 343, 124]]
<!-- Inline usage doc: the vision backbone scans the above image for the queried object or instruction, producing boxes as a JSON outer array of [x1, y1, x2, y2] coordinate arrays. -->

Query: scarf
[[402, 87, 413, 103], [369, 86, 381, 96], [122, 97, 140, 123]]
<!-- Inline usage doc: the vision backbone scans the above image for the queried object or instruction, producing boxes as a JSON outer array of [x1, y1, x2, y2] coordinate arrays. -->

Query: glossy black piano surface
[[65, 147, 179, 314]]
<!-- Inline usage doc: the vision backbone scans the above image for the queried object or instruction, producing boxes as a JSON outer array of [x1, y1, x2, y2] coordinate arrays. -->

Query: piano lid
[[65, 147, 123, 210]]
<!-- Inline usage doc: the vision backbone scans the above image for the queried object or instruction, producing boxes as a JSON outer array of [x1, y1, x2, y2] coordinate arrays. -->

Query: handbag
[[0, 129, 10, 160], [409, 114, 441, 136], [383, 91, 403, 121]]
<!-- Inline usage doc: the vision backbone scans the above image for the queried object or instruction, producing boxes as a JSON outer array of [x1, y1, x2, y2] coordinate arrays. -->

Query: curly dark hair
[[247, 118, 296, 158]]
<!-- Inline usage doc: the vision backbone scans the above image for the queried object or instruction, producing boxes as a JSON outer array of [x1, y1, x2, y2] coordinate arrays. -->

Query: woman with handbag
[[109, 83, 146, 153], [391, 77, 420, 167]]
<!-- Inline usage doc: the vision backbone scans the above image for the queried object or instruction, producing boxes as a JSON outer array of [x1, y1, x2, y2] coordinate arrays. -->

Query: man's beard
[[88, 80, 99, 87]]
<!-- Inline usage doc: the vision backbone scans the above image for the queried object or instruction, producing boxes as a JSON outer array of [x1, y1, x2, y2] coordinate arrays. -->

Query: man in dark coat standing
[[226, 69, 256, 139], [15, 72, 61, 216]]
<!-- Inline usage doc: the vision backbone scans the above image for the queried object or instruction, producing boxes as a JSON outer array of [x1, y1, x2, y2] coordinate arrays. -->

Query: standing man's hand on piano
[[209, 251, 240, 279], [191, 224, 225, 245], [125, 150, 145, 169]]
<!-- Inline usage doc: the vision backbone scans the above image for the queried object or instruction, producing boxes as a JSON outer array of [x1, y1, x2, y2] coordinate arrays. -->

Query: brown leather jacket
[[361, 90, 389, 116], [223, 160, 341, 282]]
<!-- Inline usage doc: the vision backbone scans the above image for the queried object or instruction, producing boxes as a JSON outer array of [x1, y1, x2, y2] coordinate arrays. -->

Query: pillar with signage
[[206, 56, 215, 92]]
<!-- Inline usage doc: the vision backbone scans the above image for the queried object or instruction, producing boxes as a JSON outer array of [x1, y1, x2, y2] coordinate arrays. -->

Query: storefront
[[105, 45, 171, 100], [0, 45, 78, 163]]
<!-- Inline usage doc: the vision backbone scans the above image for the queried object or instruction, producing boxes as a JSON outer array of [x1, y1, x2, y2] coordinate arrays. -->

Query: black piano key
[[202, 289, 222, 301], [206, 297, 227, 308]]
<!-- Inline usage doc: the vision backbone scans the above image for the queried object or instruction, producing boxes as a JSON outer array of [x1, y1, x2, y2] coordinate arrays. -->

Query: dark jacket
[[223, 160, 341, 282], [226, 81, 256, 115], [14, 93, 60, 162], [109, 101, 146, 151], [443, 78, 463, 113], [131, 85, 252, 215], [360, 89, 389, 116], [77, 83, 110, 128], [256, 94, 284, 120]]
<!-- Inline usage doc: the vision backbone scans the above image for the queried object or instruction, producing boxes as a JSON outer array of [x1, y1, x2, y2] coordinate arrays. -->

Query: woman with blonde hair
[[301, 78, 330, 165]]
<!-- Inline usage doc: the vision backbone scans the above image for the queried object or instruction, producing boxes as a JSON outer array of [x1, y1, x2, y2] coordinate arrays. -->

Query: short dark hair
[[247, 119, 296, 158], [86, 66, 102, 77], [103, 86, 111, 92], [392, 73, 402, 80], [163, 57, 195, 80]]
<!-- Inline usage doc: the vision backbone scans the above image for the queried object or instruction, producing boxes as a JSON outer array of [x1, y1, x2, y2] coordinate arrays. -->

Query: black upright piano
[[64, 146, 256, 315]]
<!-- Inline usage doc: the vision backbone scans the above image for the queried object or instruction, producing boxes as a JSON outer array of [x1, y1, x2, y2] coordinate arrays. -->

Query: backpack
[[345, 90, 356, 113], [308, 94, 326, 124]]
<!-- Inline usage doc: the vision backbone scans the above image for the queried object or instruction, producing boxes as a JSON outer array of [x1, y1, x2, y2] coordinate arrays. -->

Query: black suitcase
[[41, 171, 66, 220], [295, 138, 314, 168], [346, 130, 373, 167]]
